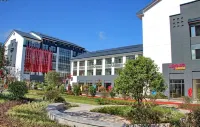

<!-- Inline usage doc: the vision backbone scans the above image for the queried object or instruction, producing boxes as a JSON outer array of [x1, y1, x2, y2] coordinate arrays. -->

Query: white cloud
[[99, 31, 106, 40]]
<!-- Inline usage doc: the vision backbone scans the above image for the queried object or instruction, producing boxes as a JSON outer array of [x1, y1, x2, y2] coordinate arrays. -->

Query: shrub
[[98, 86, 106, 92], [95, 98, 134, 105], [100, 91, 109, 98], [193, 108, 200, 126], [44, 90, 59, 101], [66, 90, 74, 95], [8, 81, 28, 99], [82, 84, 89, 96], [110, 89, 116, 98], [59, 84, 66, 94], [54, 96, 66, 103], [89, 86, 96, 97], [182, 96, 192, 104], [73, 84, 81, 96]]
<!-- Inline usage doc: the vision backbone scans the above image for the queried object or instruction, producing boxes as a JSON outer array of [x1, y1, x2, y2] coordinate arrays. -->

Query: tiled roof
[[14, 30, 41, 41], [137, 0, 161, 18], [71, 44, 143, 60], [32, 31, 84, 49]]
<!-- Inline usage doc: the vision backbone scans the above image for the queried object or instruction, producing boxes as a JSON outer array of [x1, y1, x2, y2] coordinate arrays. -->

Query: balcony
[[73, 66, 77, 70], [105, 64, 112, 68], [87, 65, 94, 70], [79, 66, 85, 70], [114, 63, 123, 68], [96, 65, 102, 69]]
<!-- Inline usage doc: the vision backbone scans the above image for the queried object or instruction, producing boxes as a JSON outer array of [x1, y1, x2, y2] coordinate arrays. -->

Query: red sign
[[168, 63, 186, 70], [188, 88, 192, 97]]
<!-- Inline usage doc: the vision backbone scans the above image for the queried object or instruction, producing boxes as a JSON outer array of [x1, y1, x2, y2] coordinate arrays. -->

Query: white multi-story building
[[70, 44, 143, 89], [137, 0, 195, 72], [4, 30, 86, 81]]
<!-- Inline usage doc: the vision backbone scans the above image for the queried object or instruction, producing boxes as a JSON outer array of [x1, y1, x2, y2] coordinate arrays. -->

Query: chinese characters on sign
[[168, 63, 186, 70]]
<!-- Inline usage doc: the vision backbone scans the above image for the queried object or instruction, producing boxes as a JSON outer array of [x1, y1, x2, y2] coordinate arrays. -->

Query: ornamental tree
[[44, 71, 61, 88], [114, 56, 166, 106]]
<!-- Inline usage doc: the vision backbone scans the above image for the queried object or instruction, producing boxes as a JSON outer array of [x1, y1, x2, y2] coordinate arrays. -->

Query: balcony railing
[[114, 63, 123, 68], [87, 65, 94, 70], [73, 67, 77, 70], [79, 66, 85, 70], [96, 65, 102, 69], [105, 64, 112, 68]]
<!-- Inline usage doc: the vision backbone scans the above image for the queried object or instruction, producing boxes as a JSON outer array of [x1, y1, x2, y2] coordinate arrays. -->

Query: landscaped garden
[[1, 56, 200, 126]]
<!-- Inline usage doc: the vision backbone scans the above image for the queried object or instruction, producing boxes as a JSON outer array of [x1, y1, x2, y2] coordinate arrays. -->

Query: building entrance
[[169, 79, 184, 98]]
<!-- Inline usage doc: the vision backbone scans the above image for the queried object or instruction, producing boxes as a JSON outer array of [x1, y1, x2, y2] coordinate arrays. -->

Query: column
[[56, 47, 59, 71], [102, 58, 105, 75], [93, 59, 96, 76], [85, 60, 87, 76], [123, 56, 126, 67], [111, 57, 115, 75], [71, 61, 73, 75], [77, 61, 80, 76]]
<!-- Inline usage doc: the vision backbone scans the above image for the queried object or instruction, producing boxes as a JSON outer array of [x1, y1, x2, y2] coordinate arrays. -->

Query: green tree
[[115, 56, 166, 106], [44, 71, 61, 88]]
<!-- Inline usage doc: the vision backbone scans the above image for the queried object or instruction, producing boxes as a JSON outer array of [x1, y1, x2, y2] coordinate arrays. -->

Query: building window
[[88, 60, 94, 66], [79, 61, 85, 66], [96, 69, 102, 75], [169, 79, 184, 98], [96, 59, 102, 65], [105, 69, 111, 75], [52, 54, 56, 62], [115, 68, 122, 75], [74, 61, 77, 67], [105, 58, 112, 64], [52, 62, 56, 70], [43, 44, 49, 50], [190, 25, 200, 37], [115, 56, 122, 63], [73, 70, 77, 76], [49, 46, 56, 52], [126, 55, 135, 61], [58, 48, 71, 72], [191, 44, 200, 60], [87, 70, 93, 76], [79, 70, 85, 76]]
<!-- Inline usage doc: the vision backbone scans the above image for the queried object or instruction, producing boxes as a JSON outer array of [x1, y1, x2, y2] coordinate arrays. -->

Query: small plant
[[182, 96, 192, 104], [89, 86, 96, 97], [98, 86, 106, 92], [110, 89, 116, 98], [44, 90, 59, 101], [82, 84, 89, 96], [73, 84, 81, 96], [100, 91, 109, 98], [8, 81, 28, 99], [54, 96, 66, 103], [59, 84, 66, 94]]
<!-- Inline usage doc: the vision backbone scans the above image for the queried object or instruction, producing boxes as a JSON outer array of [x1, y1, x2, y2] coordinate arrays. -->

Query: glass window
[[52, 54, 56, 62], [191, 44, 200, 60], [73, 70, 77, 76], [87, 70, 93, 76], [96, 59, 102, 65], [105, 58, 112, 64], [74, 61, 77, 67], [88, 60, 94, 66], [43, 44, 49, 50], [79, 70, 85, 76], [58, 48, 71, 72], [79, 61, 85, 66], [50, 46, 56, 52], [169, 79, 184, 98], [115, 56, 122, 63], [96, 69, 102, 75], [52, 62, 56, 70], [105, 69, 111, 75], [190, 25, 200, 37]]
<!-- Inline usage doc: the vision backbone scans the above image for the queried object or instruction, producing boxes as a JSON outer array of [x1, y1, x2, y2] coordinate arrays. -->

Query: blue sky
[[0, 0, 150, 51]]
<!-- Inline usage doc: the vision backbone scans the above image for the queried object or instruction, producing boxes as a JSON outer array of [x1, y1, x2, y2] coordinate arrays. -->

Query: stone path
[[64, 103, 130, 126]]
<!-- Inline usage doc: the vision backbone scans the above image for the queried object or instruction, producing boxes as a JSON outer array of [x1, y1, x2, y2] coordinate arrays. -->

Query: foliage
[[44, 90, 59, 101], [89, 86, 96, 97], [181, 108, 200, 126], [73, 84, 81, 96], [7, 101, 69, 127], [115, 56, 166, 106], [96, 80, 102, 91], [37, 82, 45, 90], [182, 96, 192, 104], [44, 84, 55, 91], [54, 96, 66, 103], [44, 71, 61, 87], [96, 98, 135, 105], [82, 84, 89, 96], [178, 103, 200, 110], [91, 105, 184, 125], [110, 89, 116, 98], [62, 95, 98, 105], [66, 90, 74, 95], [59, 84, 66, 94], [8, 81, 28, 99], [98, 86, 106, 92], [197, 89, 200, 102]]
